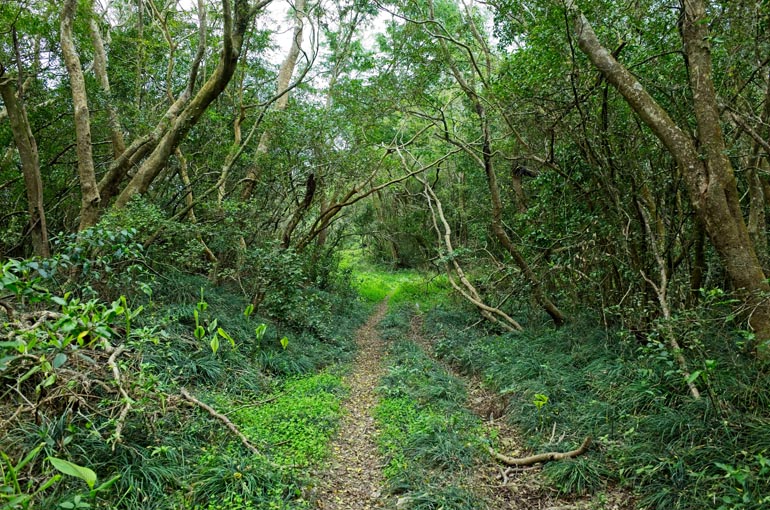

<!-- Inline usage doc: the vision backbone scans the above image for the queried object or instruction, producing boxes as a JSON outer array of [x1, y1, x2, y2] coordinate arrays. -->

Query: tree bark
[[568, 0, 770, 355], [115, 0, 264, 208], [89, 12, 125, 159], [420, 174, 523, 332], [429, 0, 566, 326], [61, 0, 101, 231], [0, 75, 49, 257], [281, 172, 315, 249]]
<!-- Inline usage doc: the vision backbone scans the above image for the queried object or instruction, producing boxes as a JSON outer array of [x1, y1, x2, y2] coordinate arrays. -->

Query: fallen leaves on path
[[313, 301, 389, 510]]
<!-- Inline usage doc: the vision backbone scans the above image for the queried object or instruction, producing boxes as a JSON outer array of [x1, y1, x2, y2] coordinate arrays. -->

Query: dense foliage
[[2, 0, 770, 508]]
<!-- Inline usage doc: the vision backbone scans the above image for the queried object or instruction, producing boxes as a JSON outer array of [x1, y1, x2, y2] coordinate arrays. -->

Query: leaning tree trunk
[[115, 0, 263, 208], [568, 0, 770, 355], [0, 76, 49, 257], [427, 0, 565, 326], [61, 0, 101, 231]]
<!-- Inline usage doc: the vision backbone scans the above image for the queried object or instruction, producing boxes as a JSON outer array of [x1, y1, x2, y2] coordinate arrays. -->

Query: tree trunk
[[281, 172, 315, 249], [114, 0, 260, 208], [429, 0, 565, 326], [89, 13, 125, 159], [420, 175, 523, 332], [0, 76, 49, 257], [568, 0, 770, 355], [241, 0, 306, 201], [61, 0, 101, 231]]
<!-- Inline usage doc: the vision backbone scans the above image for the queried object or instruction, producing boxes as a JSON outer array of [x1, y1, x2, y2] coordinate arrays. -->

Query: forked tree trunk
[[568, 0, 770, 355], [115, 0, 265, 208]]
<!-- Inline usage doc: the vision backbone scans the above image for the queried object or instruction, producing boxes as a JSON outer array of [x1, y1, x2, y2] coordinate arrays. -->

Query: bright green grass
[[340, 248, 452, 308], [374, 306, 487, 510], [188, 371, 346, 510], [226, 372, 346, 467]]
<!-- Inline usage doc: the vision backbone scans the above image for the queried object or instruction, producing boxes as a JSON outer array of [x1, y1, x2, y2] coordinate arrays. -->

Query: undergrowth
[[424, 306, 770, 510], [0, 226, 367, 509], [374, 305, 487, 510]]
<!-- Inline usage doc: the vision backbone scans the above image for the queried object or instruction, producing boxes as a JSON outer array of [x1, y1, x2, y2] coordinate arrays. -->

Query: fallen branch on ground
[[180, 387, 281, 468], [489, 436, 592, 466], [107, 345, 132, 449]]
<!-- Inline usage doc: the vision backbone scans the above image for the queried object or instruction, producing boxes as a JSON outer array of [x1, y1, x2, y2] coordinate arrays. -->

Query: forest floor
[[312, 294, 631, 510], [407, 314, 632, 510], [313, 300, 390, 509]]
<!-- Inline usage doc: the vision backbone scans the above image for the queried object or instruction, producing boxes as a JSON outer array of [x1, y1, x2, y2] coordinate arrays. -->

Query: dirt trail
[[313, 301, 389, 510]]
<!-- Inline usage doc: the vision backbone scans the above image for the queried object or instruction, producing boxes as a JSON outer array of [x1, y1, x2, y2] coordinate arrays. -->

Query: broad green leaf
[[210, 335, 219, 354], [255, 323, 267, 340], [280, 336, 289, 350], [218, 328, 235, 348], [53, 353, 68, 369], [48, 457, 97, 489], [686, 371, 702, 384]]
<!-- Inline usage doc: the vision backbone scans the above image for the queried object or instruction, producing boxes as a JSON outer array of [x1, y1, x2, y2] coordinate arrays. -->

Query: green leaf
[[91, 473, 121, 495], [218, 328, 235, 348], [52, 353, 68, 369], [17, 365, 40, 385], [76, 331, 90, 345], [255, 323, 267, 340], [685, 371, 702, 384], [194, 325, 205, 340], [244, 304, 254, 318], [48, 457, 97, 489], [17, 443, 45, 471], [210, 335, 220, 354], [38, 373, 56, 389], [280, 336, 289, 350]]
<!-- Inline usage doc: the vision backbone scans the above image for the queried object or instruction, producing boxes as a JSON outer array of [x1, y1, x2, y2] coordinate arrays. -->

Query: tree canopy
[[2, 1, 770, 508]]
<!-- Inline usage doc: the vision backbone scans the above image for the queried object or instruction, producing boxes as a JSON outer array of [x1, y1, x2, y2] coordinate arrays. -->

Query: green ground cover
[[423, 307, 770, 510], [0, 249, 367, 510], [373, 305, 488, 510], [340, 248, 452, 309]]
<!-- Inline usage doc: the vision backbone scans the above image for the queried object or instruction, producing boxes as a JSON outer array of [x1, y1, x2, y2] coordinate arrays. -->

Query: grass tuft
[[422, 305, 770, 510]]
